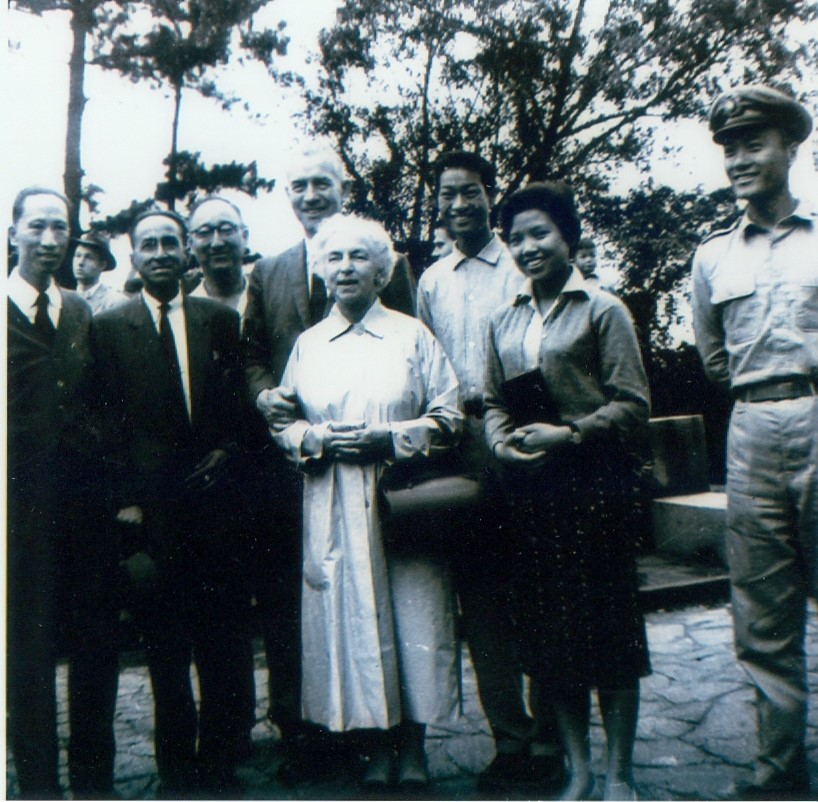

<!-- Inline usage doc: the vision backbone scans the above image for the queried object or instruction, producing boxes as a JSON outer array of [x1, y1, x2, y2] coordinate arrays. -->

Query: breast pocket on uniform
[[712, 275, 758, 346], [797, 280, 818, 331]]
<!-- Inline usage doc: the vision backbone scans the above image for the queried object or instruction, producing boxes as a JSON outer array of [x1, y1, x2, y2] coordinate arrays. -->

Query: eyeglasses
[[191, 223, 240, 241]]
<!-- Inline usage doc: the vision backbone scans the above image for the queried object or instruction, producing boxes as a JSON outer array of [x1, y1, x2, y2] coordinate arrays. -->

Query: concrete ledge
[[652, 491, 727, 564]]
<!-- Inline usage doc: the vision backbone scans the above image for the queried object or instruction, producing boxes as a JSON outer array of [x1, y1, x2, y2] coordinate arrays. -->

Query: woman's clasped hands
[[304, 420, 394, 462], [495, 422, 572, 464]]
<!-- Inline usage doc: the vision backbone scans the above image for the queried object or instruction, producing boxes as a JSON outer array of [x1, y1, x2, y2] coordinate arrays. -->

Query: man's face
[[574, 246, 597, 278], [188, 200, 247, 285], [131, 216, 186, 298], [722, 127, 796, 204], [9, 193, 70, 285], [431, 226, 455, 260], [437, 168, 492, 240], [286, 156, 348, 237], [73, 245, 107, 287]]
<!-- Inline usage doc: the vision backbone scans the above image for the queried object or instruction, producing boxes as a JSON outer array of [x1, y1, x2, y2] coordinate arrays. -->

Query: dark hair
[[12, 186, 71, 225], [499, 182, 582, 254], [434, 151, 497, 196], [187, 195, 245, 225], [128, 209, 187, 246], [576, 236, 596, 251]]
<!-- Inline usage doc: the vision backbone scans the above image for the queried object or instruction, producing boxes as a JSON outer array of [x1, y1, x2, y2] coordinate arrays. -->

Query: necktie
[[309, 274, 328, 326], [158, 302, 188, 423], [34, 292, 56, 345]]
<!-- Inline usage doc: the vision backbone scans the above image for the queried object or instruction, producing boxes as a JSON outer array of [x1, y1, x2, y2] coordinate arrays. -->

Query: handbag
[[379, 450, 482, 518]]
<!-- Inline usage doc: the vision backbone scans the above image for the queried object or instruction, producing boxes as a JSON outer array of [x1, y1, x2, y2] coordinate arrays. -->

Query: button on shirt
[[692, 203, 818, 390], [417, 235, 525, 401], [8, 268, 62, 328], [141, 291, 192, 418]]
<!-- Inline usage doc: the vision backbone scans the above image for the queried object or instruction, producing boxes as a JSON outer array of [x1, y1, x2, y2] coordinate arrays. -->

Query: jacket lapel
[[184, 297, 209, 426], [289, 241, 311, 330]]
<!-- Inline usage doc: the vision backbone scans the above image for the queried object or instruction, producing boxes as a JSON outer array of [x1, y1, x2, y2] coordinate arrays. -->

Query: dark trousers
[[132, 498, 254, 793], [7, 459, 120, 799]]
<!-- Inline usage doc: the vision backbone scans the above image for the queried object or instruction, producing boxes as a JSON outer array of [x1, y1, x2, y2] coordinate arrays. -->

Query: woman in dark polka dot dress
[[484, 182, 651, 801]]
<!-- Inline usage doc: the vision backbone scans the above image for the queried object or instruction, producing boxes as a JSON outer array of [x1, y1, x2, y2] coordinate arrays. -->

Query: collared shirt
[[191, 276, 250, 322], [141, 290, 192, 418], [417, 234, 525, 401], [80, 282, 128, 315], [277, 299, 462, 464], [8, 267, 63, 328], [484, 267, 649, 448], [692, 202, 818, 390]]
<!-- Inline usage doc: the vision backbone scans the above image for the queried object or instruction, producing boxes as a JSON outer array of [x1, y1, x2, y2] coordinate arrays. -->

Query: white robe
[[277, 301, 462, 732]]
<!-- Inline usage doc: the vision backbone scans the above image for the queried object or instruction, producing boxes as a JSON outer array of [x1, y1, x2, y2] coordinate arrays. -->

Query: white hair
[[313, 213, 397, 287]]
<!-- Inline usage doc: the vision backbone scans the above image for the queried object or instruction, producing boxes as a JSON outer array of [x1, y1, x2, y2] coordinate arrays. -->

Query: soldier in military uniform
[[691, 85, 817, 799]]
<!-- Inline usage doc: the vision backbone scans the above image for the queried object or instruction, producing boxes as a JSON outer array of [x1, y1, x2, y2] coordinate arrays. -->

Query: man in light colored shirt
[[417, 152, 563, 794], [691, 85, 817, 800], [72, 230, 127, 314], [7, 186, 120, 798]]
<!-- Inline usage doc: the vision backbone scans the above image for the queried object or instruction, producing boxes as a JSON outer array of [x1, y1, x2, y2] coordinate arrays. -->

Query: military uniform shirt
[[691, 202, 818, 390]]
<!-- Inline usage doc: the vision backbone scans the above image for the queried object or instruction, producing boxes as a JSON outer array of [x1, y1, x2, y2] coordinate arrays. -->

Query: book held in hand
[[500, 368, 561, 427]]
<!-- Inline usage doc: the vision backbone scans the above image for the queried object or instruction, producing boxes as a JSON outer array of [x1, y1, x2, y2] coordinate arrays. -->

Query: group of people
[[6, 83, 817, 802]]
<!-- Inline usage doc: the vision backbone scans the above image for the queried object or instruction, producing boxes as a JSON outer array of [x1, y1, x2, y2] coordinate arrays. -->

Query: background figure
[[487, 182, 651, 801], [274, 214, 462, 792], [692, 85, 817, 800], [7, 186, 120, 799], [72, 230, 127, 314], [431, 223, 455, 261], [90, 209, 252, 798], [416, 151, 565, 795], [573, 236, 600, 283], [242, 142, 416, 782], [186, 195, 260, 755]]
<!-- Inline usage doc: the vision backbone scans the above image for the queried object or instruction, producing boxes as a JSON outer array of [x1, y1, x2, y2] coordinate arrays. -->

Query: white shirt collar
[[8, 267, 63, 324], [323, 298, 389, 342], [141, 289, 183, 324], [449, 233, 504, 271]]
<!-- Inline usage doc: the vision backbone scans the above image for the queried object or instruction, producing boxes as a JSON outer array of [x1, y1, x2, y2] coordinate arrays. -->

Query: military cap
[[709, 85, 812, 145], [73, 230, 117, 271]]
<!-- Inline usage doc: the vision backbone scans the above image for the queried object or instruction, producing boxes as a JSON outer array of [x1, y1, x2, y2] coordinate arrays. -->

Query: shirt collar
[[324, 298, 389, 342], [141, 288, 183, 323], [740, 198, 817, 238], [450, 233, 504, 271], [513, 267, 590, 307], [8, 267, 63, 318]]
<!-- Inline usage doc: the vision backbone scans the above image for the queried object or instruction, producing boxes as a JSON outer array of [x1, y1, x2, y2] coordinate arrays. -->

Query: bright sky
[[4, 0, 818, 292]]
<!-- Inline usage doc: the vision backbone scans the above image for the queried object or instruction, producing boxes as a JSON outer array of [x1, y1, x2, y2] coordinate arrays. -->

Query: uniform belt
[[733, 377, 817, 403], [463, 397, 484, 418]]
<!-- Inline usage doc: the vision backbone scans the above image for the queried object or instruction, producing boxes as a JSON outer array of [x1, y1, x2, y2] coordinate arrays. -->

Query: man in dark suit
[[91, 209, 252, 798], [7, 186, 120, 799], [242, 143, 416, 778]]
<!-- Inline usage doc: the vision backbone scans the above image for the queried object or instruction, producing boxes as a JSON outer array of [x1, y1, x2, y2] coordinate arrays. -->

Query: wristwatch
[[568, 422, 583, 445]]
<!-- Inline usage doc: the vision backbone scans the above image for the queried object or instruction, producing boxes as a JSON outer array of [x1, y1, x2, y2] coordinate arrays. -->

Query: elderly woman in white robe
[[275, 214, 463, 790]]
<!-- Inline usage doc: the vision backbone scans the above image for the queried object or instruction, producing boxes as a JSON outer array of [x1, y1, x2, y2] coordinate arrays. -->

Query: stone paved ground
[[7, 603, 818, 800]]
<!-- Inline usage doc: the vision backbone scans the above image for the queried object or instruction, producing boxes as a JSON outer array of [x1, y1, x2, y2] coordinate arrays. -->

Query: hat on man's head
[[709, 85, 813, 145], [72, 230, 117, 271]]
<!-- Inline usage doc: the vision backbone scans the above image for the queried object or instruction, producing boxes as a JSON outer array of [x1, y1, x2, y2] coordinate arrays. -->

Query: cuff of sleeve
[[390, 422, 430, 460], [300, 422, 330, 461]]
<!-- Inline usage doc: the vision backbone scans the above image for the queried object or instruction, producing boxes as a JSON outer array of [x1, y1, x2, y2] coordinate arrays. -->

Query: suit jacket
[[243, 240, 417, 402], [7, 292, 93, 474], [91, 294, 242, 510]]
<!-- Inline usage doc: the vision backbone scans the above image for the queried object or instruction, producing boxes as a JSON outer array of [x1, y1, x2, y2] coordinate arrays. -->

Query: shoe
[[476, 752, 532, 793]]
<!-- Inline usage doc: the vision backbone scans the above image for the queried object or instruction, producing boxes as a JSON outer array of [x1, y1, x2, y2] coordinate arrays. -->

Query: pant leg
[[451, 428, 534, 749], [7, 470, 62, 799], [63, 503, 121, 798], [726, 399, 814, 788]]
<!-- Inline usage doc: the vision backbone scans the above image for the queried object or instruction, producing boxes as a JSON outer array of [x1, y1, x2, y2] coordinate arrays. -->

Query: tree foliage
[[306, 0, 815, 243], [93, 0, 288, 208]]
